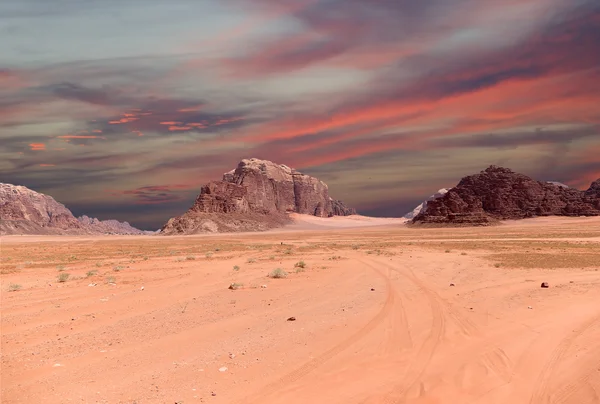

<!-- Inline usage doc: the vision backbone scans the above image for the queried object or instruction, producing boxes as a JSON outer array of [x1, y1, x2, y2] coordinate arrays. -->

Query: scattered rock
[[287, 317, 296, 321], [218, 367, 228, 372], [528, 306, 533, 309], [260, 284, 267, 288], [228, 353, 235, 359], [88, 283, 96, 287], [541, 282, 549, 288]]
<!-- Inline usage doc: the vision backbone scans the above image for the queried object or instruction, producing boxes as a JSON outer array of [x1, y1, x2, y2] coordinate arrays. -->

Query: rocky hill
[[0, 183, 149, 235], [403, 188, 449, 220], [412, 166, 600, 225], [77, 215, 155, 235], [161, 158, 356, 234]]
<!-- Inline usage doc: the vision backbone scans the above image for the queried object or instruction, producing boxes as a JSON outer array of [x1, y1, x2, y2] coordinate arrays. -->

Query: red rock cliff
[[412, 166, 600, 225], [161, 158, 356, 234]]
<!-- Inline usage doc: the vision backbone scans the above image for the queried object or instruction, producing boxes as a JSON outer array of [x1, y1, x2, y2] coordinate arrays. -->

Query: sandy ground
[[1, 216, 600, 403]]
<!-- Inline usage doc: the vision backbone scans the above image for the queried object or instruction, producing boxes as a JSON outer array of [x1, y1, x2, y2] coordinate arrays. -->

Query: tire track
[[529, 313, 600, 404], [358, 258, 447, 404], [240, 260, 397, 404]]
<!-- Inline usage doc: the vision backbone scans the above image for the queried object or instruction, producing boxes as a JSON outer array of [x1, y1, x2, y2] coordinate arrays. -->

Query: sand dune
[[1, 217, 599, 403]]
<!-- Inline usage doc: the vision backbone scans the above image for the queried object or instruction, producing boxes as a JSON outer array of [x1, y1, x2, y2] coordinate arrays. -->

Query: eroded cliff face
[[161, 158, 356, 234], [0, 183, 149, 235], [412, 166, 600, 226]]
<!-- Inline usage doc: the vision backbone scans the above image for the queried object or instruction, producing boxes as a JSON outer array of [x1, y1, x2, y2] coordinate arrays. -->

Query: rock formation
[[77, 215, 154, 235], [161, 158, 356, 234], [403, 188, 449, 220], [412, 166, 600, 226], [0, 183, 149, 235]]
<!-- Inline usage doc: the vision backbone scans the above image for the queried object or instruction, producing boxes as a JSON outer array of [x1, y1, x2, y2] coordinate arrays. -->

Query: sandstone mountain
[[161, 158, 356, 234], [77, 215, 155, 235], [412, 166, 600, 225], [0, 183, 149, 235], [403, 188, 449, 220]]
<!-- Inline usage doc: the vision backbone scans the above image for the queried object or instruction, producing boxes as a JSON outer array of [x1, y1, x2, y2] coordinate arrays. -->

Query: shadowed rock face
[[0, 183, 149, 235], [161, 158, 356, 234], [412, 166, 600, 226]]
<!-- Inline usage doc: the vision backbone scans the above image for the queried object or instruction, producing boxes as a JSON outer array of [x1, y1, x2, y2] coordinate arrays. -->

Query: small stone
[[229, 353, 235, 359], [370, 288, 375, 291], [528, 306, 533, 309], [141, 286, 144, 290], [541, 282, 549, 288], [287, 317, 296, 321], [450, 283, 455, 287], [218, 366, 228, 372], [88, 283, 96, 287], [211, 392, 217, 396], [260, 285, 267, 288]]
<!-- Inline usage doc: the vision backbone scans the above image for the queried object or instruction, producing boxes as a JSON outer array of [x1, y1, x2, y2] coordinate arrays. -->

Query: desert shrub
[[269, 268, 288, 278], [58, 273, 70, 283]]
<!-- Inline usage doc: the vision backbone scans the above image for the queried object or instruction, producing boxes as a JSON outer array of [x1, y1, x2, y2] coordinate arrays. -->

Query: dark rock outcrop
[[161, 158, 356, 234], [0, 183, 149, 235], [412, 166, 600, 226]]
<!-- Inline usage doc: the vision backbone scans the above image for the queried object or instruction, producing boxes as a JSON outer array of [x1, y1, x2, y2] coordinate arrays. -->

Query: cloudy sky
[[1, 0, 599, 229]]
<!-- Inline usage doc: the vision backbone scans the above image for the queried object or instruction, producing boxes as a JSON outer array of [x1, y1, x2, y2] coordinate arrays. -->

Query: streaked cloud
[[1, 0, 598, 228]]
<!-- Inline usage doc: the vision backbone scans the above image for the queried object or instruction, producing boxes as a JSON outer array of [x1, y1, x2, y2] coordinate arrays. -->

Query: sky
[[1, 0, 599, 229]]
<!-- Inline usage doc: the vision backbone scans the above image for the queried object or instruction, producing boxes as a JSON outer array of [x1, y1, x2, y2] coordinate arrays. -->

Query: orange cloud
[[178, 106, 203, 113], [57, 135, 103, 139], [160, 121, 182, 125], [168, 126, 192, 131], [39, 164, 55, 167], [29, 143, 46, 151]]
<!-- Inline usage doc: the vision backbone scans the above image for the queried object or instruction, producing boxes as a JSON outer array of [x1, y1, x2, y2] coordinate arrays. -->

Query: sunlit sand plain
[[2, 216, 600, 403]]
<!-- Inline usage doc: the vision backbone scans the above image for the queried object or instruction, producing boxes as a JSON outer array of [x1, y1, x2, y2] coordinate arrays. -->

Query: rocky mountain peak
[[1, 183, 149, 235], [412, 167, 600, 225], [161, 159, 355, 234]]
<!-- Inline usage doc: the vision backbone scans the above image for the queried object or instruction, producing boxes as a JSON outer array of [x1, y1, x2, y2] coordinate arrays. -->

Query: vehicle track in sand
[[239, 260, 402, 404], [529, 313, 600, 404]]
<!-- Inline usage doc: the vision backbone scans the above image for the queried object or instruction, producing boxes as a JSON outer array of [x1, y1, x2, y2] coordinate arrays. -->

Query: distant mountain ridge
[[412, 166, 600, 225], [0, 183, 151, 235]]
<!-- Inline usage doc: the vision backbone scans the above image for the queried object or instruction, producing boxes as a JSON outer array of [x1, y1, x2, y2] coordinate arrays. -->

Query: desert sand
[[2, 216, 600, 403]]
